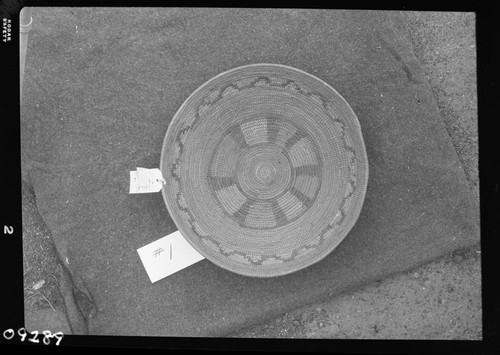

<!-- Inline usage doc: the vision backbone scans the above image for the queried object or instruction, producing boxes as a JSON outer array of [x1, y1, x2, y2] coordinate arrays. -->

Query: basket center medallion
[[208, 117, 323, 230]]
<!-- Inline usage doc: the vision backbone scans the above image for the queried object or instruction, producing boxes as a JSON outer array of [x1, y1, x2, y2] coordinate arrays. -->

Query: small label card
[[137, 230, 205, 283], [129, 168, 166, 194]]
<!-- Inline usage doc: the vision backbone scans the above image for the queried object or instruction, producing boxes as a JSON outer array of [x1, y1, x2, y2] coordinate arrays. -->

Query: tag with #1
[[129, 168, 166, 193], [137, 230, 205, 283]]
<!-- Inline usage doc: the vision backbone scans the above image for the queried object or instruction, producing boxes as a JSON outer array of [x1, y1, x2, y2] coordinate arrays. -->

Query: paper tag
[[129, 168, 166, 194], [137, 230, 205, 283]]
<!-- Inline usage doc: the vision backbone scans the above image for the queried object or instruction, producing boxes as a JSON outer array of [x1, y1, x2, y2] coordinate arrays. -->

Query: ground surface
[[22, 11, 480, 339]]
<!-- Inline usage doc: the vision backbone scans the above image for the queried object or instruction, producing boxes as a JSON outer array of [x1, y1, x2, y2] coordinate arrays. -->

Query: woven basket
[[160, 64, 369, 277]]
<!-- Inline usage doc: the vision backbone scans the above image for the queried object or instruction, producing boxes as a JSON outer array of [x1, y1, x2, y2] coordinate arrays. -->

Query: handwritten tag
[[129, 168, 166, 194], [137, 230, 205, 283]]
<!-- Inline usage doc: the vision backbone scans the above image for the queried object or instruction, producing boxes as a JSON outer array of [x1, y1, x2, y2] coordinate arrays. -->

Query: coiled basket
[[160, 64, 369, 277]]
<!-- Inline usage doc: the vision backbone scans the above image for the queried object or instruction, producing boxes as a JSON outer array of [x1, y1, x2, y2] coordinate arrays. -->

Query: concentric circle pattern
[[160, 64, 369, 277], [209, 118, 322, 228]]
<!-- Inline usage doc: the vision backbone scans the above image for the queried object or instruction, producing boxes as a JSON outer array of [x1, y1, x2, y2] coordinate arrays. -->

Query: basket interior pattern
[[161, 64, 368, 277]]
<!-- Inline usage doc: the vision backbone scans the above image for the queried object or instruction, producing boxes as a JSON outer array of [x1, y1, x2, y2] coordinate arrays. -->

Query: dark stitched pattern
[[161, 64, 368, 277]]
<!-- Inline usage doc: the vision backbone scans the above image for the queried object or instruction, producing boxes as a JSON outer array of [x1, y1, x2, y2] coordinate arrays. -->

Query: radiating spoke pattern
[[207, 117, 323, 229], [207, 176, 237, 190], [271, 198, 288, 227], [289, 187, 314, 208], [283, 131, 307, 153], [266, 117, 281, 144], [232, 199, 253, 226], [293, 164, 321, 177], [228, 124, 249, 149]]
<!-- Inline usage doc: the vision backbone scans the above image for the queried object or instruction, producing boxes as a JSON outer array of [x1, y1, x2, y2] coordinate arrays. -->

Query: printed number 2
[[4, 226, 13, 235]]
